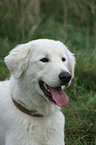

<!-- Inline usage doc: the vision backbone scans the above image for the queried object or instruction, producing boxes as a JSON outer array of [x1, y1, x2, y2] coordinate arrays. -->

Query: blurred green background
[[0, 0, 96, 144]]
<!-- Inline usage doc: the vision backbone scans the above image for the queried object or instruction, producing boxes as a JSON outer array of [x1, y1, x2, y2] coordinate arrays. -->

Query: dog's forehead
[[31, 39, 66, 56]]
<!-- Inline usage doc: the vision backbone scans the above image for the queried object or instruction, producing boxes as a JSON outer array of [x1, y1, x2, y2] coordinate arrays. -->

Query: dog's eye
[[62, 57, 66, 62], [40, 58, 49, 63]]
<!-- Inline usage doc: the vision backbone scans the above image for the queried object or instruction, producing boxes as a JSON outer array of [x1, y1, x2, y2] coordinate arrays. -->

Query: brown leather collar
[[12, 98, 43, 117]]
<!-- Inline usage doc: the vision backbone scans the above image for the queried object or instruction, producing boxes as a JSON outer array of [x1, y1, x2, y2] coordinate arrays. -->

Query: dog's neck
[[10, 77, 60, 116], [12, 97, 44, 117]]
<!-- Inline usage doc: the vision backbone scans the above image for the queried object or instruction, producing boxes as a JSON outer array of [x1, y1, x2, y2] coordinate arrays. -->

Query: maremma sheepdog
[[0, 39, 75, 145]]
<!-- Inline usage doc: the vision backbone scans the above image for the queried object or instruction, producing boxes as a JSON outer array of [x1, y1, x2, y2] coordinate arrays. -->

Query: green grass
[[0, 0, 96, 144]]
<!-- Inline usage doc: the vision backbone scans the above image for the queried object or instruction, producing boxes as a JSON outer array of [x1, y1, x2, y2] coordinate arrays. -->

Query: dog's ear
[[65, 47, 76, 79], [5, 43, 31, 79]]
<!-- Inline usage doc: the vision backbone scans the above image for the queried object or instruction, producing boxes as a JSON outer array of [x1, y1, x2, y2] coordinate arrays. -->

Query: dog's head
[[5, 39, 76, 107]]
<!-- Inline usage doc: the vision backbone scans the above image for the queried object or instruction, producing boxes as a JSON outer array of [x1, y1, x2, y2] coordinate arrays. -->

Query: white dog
[[0, 39, 75, 145]]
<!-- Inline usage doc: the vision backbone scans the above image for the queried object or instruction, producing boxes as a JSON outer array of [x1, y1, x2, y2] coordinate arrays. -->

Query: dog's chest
[[8, 113, 64, 145]]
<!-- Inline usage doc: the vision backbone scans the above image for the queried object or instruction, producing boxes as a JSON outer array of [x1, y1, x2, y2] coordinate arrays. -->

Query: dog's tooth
[[44, 83, 47, 90]]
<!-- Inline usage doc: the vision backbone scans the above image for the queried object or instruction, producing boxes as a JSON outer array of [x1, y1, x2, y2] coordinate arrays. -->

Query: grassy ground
[[0, 0, 96, 144]]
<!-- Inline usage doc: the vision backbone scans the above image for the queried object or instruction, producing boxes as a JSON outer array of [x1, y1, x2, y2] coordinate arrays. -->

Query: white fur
[[0, 39, 75, 145]]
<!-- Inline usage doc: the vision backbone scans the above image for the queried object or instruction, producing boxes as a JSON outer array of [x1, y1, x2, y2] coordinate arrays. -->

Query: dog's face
[[5, 39, 75, 107]]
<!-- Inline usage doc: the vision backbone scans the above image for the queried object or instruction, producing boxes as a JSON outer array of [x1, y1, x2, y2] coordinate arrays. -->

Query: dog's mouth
[[39, 80, 69, 107]]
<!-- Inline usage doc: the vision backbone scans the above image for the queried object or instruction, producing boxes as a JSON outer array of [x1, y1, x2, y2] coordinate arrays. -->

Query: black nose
[[59, 72, 71, 84]]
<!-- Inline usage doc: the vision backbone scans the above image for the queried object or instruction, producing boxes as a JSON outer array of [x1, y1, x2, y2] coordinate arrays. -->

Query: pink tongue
[[49, 87, 69, 107]]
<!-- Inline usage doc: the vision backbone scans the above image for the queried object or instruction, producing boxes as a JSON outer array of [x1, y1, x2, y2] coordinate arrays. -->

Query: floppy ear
[[65, 47, 76, 79], [5, 43, 31, 79]]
